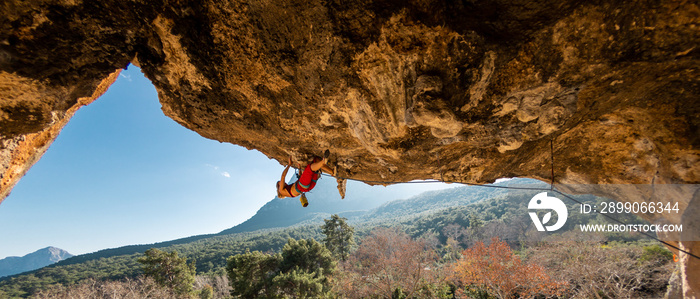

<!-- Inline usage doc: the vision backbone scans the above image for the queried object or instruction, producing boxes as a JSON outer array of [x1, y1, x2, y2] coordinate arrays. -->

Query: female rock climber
[[276, 150, 335, 207]]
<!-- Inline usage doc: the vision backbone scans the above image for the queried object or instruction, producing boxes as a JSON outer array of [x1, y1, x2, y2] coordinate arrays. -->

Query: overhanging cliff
[[1, 0, 699, 295]]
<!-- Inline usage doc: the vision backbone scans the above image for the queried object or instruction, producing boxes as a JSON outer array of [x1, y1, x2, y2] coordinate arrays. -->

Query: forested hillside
[[37, 178, 435, 269], [0, 179, 661, 298], [219, 178, 429, 234]]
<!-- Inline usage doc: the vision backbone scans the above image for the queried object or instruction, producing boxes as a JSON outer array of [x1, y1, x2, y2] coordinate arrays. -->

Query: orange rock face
[[0, 0, 698, 295]]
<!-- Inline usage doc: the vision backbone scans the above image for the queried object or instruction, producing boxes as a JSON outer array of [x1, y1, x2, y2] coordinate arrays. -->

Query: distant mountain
[[0, 178, 573, 297], [225, 177, 550, 233], [352, 177, 549, 223], [45, 178, 459, 268], [219, 177, 448, 234], [35, 178, 546, 270], [0, 247, 73, 278]]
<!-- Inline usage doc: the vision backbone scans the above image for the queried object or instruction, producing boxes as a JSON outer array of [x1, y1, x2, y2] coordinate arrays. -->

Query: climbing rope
[[550, 189, 700, 260], [321, 169, 700, 260], [292, 136, 700, 261], [550, 137, 555, 191], [321, 171, 551, 191]]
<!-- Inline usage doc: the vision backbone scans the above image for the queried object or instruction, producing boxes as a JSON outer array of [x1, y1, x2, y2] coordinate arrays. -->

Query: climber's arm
[[280, 164, 290, 184]]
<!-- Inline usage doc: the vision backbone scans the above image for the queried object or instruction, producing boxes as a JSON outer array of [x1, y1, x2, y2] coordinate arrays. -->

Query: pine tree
[[226, 250, 281, 298], [276, 238, 335, 297], [321, 214, 355, 261], [138, 248, 196, 296], [226, 238, 336, 298]]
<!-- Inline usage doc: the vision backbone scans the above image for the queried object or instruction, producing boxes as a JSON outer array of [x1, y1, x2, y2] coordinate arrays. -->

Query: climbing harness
[[293, 167, 321, 208]]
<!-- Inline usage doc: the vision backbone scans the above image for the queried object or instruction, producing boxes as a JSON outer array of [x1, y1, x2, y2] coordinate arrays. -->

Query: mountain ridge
[[0, 178, 580, 298], [218, 178, 435, 234], [46, 179, 455, 268], [16, 178, 541, 275], [0, 247, 73, 278]]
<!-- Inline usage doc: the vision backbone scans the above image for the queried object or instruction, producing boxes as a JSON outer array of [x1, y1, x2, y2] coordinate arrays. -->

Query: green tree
[[277, 238, 336, 297], [226, 238, 336, 298], [138, 248, 196, 296], [639, 244, 673, 264], [227, 250, 282, 298], [321, 214, 355, 261], [280, 238, 335, 276], [272, 268, 325, 298], [199, 285, 214, 299], [466, 213, 484, 246]]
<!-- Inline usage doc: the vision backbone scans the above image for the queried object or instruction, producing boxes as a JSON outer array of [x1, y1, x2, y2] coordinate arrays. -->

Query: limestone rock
[[0, 0, 698, 294]]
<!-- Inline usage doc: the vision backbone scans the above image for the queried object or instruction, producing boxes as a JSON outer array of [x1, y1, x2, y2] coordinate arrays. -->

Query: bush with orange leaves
[[333, 227, 449, 298], [450, 237, 566, 299]]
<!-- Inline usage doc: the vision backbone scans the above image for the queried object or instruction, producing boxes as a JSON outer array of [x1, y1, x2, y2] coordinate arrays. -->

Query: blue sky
[[0, 67, 453, 259]]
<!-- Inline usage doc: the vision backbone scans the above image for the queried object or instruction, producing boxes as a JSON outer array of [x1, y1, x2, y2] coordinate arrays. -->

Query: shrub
[[450, 237, 566, 299]]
